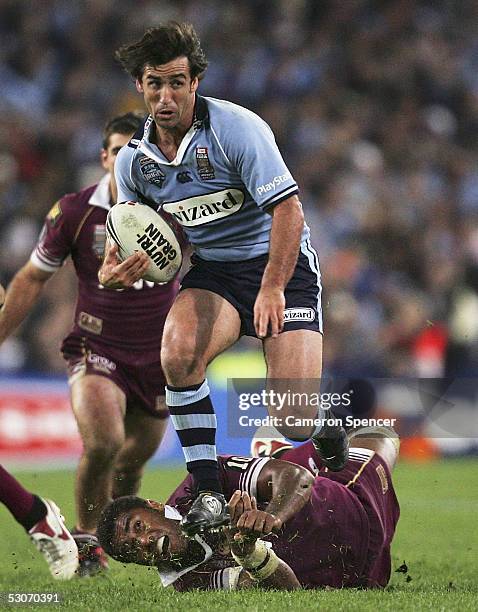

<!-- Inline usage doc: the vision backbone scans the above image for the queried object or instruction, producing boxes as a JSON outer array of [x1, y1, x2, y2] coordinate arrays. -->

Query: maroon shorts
[[61, 334, 168, 419]]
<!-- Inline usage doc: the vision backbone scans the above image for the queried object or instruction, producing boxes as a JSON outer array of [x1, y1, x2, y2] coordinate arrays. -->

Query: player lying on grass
[[96, 427, 399, 589]]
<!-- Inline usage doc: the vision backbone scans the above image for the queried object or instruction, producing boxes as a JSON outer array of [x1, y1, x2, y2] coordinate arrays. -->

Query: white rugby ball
[[106, 202, 182, 284]]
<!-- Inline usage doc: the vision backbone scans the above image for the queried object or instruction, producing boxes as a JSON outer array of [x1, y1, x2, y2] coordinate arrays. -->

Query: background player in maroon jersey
[[97, 428, 400, 590], [0, 113, 180, 576]]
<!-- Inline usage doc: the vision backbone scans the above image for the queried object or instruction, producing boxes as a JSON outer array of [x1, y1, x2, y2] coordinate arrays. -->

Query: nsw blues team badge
[[139, 156, 166, 187]]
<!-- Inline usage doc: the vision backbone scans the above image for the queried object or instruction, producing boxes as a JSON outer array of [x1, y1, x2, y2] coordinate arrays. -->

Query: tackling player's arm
[[228, 490, 301, 590], [227, 458, 313, 590], [247, 456, 314, 531], [0, 192, 85, 342], [0, 262, 53, 345], [254, 195, 304, 338]]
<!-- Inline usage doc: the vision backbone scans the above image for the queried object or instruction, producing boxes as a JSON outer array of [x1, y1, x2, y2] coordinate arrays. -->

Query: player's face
[[101, 132, 133, 176], [136, 57, 198, 132], [115, 507, 187, 566]]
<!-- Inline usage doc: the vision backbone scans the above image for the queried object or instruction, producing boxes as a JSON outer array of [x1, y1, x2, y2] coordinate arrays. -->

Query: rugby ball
[[106, 202, 182, 284]]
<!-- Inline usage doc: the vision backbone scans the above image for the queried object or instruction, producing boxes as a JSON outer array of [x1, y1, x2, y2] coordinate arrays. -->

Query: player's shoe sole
[[28, 499, 79, 580], [181, 491, 230, 537], [312, 418, 349, 471]]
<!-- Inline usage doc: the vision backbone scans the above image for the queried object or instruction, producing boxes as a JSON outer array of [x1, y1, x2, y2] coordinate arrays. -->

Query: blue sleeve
[[218, 108, 298, 210], [114, 145, 138, 204]]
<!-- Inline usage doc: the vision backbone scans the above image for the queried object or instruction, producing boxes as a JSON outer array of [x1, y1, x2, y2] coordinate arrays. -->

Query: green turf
[[0, 459, 477, 611]]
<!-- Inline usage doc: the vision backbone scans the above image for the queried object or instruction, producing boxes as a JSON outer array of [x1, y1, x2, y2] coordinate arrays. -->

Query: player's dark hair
[[96, 496, 150, 562], [102, 111, 145, 149], [115, 21, 208, 81]]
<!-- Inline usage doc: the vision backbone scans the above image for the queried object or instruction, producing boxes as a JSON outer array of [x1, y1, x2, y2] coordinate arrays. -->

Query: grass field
[[0, 459, 477, 611]]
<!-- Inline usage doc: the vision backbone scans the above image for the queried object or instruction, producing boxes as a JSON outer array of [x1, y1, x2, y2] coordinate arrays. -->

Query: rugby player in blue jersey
[[100, 22, 348, 536]]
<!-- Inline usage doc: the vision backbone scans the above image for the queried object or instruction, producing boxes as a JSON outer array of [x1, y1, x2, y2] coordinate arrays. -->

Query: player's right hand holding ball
[[98, 240, 149, 289]]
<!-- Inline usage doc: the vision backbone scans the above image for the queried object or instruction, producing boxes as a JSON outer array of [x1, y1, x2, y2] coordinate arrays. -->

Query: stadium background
[[1, 0, 478, 464], [0, 2, 477, 609]]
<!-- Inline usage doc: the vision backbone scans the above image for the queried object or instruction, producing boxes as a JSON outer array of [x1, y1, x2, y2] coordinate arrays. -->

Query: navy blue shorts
[[180, 245, 323, 338]]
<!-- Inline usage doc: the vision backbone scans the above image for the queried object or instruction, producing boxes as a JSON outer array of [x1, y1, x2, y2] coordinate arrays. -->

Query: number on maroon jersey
[[224, 456, 255, 472]]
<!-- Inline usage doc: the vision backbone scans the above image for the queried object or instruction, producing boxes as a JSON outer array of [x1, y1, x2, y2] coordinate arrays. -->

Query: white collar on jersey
[[157, 505, 213, 587], [88, 173, 111, 210], [138, 113, 199, 167]]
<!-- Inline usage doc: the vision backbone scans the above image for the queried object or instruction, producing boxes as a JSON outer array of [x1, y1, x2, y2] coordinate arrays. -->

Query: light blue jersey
[[115, 95, 310, 261]]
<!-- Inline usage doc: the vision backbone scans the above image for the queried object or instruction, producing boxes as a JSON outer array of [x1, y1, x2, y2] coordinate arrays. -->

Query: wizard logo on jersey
[[196, 147, 215, 181], [139, 156, 166, 187]]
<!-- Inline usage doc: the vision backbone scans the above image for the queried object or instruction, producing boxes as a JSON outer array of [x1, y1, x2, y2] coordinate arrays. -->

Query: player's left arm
[[254, 195, 304, 338], [218, 109, 303, 339]]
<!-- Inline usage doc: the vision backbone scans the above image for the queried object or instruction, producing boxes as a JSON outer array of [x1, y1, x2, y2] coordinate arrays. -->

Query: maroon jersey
[[167, 445, 399, 590], [31, 175, 180, 362]]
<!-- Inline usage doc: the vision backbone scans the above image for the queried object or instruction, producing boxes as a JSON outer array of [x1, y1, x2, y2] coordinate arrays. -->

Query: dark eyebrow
[[146, 73, 187, 82], [124, 515, 131, 534]]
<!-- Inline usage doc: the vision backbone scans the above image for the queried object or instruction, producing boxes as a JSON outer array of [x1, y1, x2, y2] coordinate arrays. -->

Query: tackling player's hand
[[253, 285, 285, 338], [227, 491, 257, 557], [98, 241, 150, 289], [228, 490, 258, 527], [229, 490, 282, 537]]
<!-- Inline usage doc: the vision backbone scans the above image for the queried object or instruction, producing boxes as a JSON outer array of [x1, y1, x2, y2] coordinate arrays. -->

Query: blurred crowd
[[1, 0, 478, 378]]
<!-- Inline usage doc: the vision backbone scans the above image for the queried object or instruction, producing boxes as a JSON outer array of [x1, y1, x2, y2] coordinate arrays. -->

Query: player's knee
[[161, 344, 204, 383], [82, 434, 123, 465], [114, 462, 144, 482]]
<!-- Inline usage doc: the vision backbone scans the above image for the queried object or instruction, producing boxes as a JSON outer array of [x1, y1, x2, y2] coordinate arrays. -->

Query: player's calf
[[112, 467, 143, 498], [347, 425, 399, 472]]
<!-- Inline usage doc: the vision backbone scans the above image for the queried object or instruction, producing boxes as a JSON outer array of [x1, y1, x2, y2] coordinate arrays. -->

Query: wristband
[[231, 540, 280, 581], [231, 539, 268, 569]]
